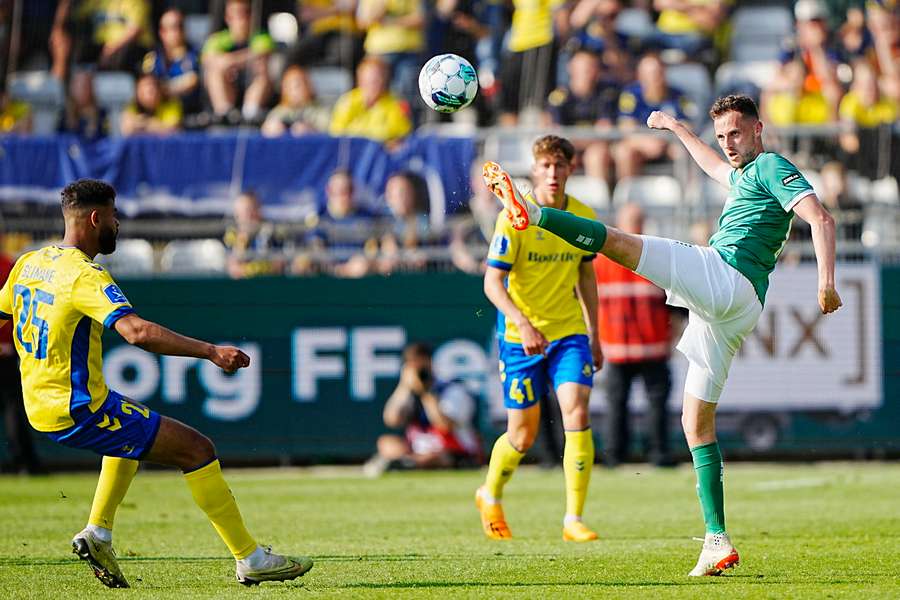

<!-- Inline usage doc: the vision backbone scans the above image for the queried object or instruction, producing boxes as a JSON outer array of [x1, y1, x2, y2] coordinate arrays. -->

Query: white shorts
[[635, 236, 762, 403]]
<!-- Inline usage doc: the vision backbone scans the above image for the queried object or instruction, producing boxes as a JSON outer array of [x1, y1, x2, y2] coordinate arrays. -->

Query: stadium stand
[[611, 175, 683, 208], [714, 61, 780, 97], [95, 239, 156, 276], [160, 239, 228, 275], [614, 7, 656, 40], [8, 71, 63, 135], [184, 13, 212, 51], [729, 5, 794, 62], [564, 175, 611, 211], [665, 62, 713, 118], [93, 72, 136, 136], [268, 12, 299, 47], [0, 0, 896, 272], [307, 67, 354, 106]]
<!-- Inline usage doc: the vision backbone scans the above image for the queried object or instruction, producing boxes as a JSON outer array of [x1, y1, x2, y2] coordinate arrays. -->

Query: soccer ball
[[418, 54, 478, 113]]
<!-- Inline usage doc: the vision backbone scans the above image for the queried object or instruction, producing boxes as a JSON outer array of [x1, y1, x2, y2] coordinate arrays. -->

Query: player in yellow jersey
[[476, 135, 602, 542], [0, 180, 312, 588]]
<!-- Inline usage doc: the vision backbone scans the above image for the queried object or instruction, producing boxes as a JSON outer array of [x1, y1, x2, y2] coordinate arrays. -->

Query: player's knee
[[561, 403, 590, 430], [508, 425, 537, 452], [183, 433, 217, 470]]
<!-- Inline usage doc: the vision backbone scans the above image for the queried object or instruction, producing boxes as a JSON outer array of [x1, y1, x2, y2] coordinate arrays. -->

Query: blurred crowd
[[0, 0, 898, 276]]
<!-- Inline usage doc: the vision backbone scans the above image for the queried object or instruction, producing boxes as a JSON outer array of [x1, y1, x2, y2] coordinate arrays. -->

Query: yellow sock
[[484, 433, 525, 500], [564, 429, 594, 518], [88, 457, 139, 529], [183, 459, 257, 560]]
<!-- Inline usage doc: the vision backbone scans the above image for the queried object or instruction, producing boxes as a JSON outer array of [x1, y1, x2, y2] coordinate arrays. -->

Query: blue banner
[[0, 133, 476, 219]]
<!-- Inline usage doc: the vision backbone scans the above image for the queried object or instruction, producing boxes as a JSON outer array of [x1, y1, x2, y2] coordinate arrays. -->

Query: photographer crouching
[[364, 342, 482, 477]]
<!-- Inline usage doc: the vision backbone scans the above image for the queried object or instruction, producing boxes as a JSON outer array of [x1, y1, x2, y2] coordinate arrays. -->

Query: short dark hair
[[709, 95, 759, 121], [403, 342, 433, 361], [533, 135, 575, 163], [61, 179, 116, 212]]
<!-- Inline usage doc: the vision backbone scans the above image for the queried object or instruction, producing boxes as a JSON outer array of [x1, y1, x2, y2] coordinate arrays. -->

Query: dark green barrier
[[18, 274, 495, 465], [4, 267, 900, 467]]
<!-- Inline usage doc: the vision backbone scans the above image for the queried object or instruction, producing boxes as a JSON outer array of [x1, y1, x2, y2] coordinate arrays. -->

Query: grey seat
[[714, 60, 780, 95], [665, 63, 712, 119], [615, 8, 655, 39], [93, 72, 136, 136], [185, 14, 212, 51], [160, 239, 227, 274], [7, 71, 64, 134], [308, 67, 353, 106], [95, 239, 155, 276], [612, 175, 683, 207], [729, 6, 793, 62], [565, 175, 610, 211]]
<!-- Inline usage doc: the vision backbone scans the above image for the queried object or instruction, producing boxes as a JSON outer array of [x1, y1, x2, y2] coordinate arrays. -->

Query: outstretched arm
[[646, 111, 732, 188], [792, 196, 842, 314], [114, 313, 249, 372]]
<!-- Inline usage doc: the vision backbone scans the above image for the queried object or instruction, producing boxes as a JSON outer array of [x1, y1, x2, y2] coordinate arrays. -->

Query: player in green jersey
[[481, 95, 842, 576]]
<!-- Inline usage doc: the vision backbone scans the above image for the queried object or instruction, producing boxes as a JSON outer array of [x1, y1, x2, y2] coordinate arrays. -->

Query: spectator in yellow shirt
[[356, 0, 425, 114], [651, 0, 728, 58], [329, 56, 413, 148], [289, 0, 364, 70], [499, 0, 570, 125], [0, 92, 32, 135], [121, 74, 182, 136], [840, 60, 898, 128], [50, 0, 153, 80], [761, 59, 832, 126], [839, 60, 899, 178]]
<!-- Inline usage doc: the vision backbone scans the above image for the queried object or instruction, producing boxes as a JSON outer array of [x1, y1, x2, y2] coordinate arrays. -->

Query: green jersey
[[709, 152, 815, 305]]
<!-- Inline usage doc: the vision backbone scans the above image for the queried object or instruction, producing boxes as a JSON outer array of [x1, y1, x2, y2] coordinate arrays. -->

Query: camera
[[417, 367, 433, 387]]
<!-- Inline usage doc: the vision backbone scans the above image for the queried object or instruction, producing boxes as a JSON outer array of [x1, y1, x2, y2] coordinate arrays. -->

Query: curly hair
[[60, 179, 116, 212], [709, 95, 759, 121]]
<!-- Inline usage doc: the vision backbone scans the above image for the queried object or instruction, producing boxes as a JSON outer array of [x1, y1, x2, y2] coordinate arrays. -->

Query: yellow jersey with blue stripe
[[486, 195, 596, 343], [0, 247, 135, 432]]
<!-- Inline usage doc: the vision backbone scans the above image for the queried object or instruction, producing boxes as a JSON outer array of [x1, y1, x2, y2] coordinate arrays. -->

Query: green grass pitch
[[1, 463, 899, 599]]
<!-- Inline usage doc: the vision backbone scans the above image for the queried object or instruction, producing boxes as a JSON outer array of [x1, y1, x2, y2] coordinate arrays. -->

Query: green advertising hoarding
[[5, 267, 900, 466], [21, 273, 496, 464]]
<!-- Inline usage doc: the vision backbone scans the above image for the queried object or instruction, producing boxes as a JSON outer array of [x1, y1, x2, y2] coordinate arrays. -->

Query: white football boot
[[71, 527, 129, 588], [688, 532, 740, 576], [235, 546, 313, 586]]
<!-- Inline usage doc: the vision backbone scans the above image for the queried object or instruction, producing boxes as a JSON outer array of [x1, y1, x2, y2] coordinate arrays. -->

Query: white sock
[[525, 200, 542, 225], [238, 545, 266, 569], [478, 489, 500, 505], [563, 514, 582, 526], [86, 524, 112, 543]]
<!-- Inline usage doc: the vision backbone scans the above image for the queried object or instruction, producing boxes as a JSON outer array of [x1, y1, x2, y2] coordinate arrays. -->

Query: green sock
[[691, 442, 726, 534], [537, 207, 608, 253]]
